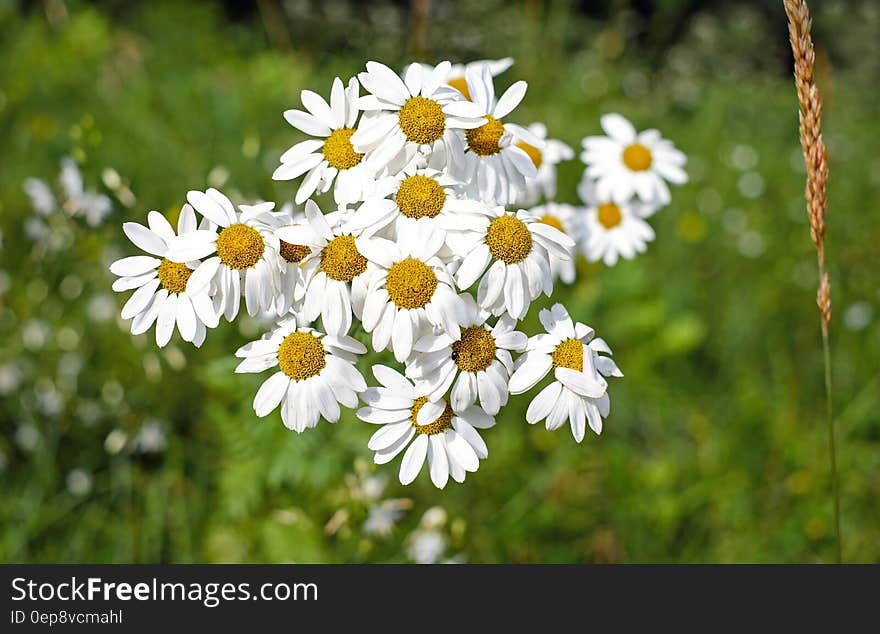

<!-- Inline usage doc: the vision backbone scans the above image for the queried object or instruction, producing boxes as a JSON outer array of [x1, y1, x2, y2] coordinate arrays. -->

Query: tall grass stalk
[[783, 0, 840, 563]]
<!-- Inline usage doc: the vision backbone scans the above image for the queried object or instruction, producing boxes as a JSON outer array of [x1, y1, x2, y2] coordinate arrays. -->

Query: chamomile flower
[[351, 61, 486, 174], [580, 113, 687, 205], [514, 123, 575, 206], [528, 203, 584, 284], [347, 165, 488, 242], [407, 295, 526, 414], [457, 66, 541, 204], [236, 316, 367, 432], [274, 77, 376, 205], [357, 364, 494, 488], [509, 303, 622, 442], [265, 205, 312, 316], [358, 222, 466, 362], [166, 188, 281, 321], [577, 178, 657, 266], [454, 207, 574, 319], [275, 200, 374, 335], [111, 206, 219, 347]]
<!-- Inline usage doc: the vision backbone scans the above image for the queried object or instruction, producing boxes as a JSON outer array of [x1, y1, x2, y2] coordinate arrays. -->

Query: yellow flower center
[[597, 203, 623, 229], [539, 215, 565, 233], [395, 174, 446, 219], [279, 240, 310, 264], [216, 223, 265, 270], [452, 325, 496, 373], [485, 215, 533, 264], [466, 115, 505, 156], [322, 128, 363, 170], [277, 331, 326, 381], [622, 143, 652, 171], [516, 141, 543, 168], [156, 259, 192, 294], [551, 338, 584, 371], [319, 235, 367, 282], [398, 96, 446, 145], [385, 258, 438, 309], [447, 76, 470, 100], [410, 396, 455, 435]]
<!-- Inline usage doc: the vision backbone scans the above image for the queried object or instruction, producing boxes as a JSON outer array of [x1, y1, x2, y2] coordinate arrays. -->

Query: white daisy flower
[[357, 364, 494, 489], [580, 113, 687, 205], [406, 295, 527, 415], [166, 188, 281, 321], [454, 207, 574, 320], [264, 204, 312, 316], [273, 77, 377, 205], [528, 202, 584, 284], [577, 177, 657, 266], [110, 206, 219, 347], [358, 222, 466, 362], [235, 316, 367, 432], [509, 303, 622, 442], [350, 60, 486, 175], [514, 122, 575, 206], [347, 165, 488, 243], [457, 66, 541, 205], [275, 200, 374, 335]]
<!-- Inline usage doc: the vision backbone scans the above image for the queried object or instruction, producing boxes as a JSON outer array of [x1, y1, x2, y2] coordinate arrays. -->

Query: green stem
[[821, 319, 841, 563]]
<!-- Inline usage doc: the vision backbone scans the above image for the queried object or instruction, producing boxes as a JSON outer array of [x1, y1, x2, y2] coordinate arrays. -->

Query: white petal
[[492, 80, 527, 119], [283, 108, 331, 137], [253, 371, 290, 417], [427, 435, 449, 489], [554, 367, 607, 398], [508, 353, 552, 394], [123, 222, 167, 256], [120, 278, 160, 320], [445, 429, 479, 472], [526, 381, 562, 424], [110, 256, 160, 277], [301, 89, 341, 129], [601, 113, 637, 143], [155, 292, 178, 347], [175, 293, 197, 342], [399, 434, 429, 485]]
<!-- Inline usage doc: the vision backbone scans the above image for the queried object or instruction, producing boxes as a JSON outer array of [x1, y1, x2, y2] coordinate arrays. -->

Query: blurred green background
[[1, 0, 878, 563]]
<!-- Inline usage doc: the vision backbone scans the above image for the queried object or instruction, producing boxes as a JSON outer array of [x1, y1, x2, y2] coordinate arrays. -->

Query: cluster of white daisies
[[110, 58, 686, 489]]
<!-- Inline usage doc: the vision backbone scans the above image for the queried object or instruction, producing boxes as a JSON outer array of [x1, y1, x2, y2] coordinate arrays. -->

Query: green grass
[[0, 1, 878, 563]]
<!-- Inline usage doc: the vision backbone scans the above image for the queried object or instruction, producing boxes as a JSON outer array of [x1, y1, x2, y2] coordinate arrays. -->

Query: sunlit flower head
[[111, 206, 219, 347], [236, 315, 367, 432], [275, 200, 375, 335], [577, 177, 657, 266], [455, 207, 574, 319], [357, 222, 466, 362], [165, 188, 281, 321], [455, 67, 540, 205], [581, 113, 687, 205], [406, 295, 526, 415], [351, 61, 486, 175], [347, 165, 488, 245], [509, 303, 622, 442], [357, 364, 493, 488], [274, 77, 378, 205]]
